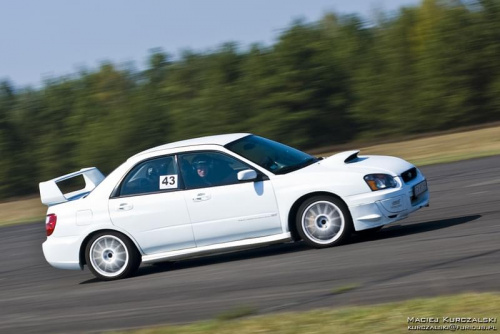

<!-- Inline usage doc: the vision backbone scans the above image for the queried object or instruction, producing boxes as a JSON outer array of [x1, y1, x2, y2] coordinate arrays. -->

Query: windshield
[[225, 135, 318, 174]]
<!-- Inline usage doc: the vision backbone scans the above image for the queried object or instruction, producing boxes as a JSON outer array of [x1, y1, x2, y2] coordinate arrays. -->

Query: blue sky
[[0, 0, 419, 87]]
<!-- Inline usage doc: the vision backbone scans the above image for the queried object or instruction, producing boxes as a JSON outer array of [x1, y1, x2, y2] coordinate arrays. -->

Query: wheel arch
[[287, 191, 351, 241], [79, 229, 142, 268]]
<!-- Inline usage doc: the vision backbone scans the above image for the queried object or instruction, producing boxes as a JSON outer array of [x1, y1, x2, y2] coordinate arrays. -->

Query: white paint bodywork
[[40, 133, 429, 271]]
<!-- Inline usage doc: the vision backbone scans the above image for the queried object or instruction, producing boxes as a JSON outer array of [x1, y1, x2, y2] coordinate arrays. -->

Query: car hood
[[299, 150, 414, 176]]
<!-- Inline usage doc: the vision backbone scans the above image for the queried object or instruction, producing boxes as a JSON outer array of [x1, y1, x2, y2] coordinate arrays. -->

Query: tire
[[85, 231, 141, 281], [296, 196, 353, 248]]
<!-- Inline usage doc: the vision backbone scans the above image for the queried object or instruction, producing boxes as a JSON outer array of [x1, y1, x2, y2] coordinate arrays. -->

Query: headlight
[[364, 174, 397, 191]]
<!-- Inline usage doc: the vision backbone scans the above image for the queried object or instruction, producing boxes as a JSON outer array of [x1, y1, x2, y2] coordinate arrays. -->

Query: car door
[[179, 151, 282, 247], [109, 155, 196, 254]]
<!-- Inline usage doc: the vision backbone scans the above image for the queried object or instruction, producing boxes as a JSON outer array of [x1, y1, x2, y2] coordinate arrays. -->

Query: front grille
[[401, 167, 417, 183]]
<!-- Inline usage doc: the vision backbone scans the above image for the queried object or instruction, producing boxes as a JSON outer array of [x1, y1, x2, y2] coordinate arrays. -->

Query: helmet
[[191, 155, 214, 177], [192, 155, 213, 169]]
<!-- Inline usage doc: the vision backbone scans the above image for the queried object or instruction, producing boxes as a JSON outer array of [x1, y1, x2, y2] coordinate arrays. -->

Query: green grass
[[106, 293, 500, 334], [2, 125, 500, 227]]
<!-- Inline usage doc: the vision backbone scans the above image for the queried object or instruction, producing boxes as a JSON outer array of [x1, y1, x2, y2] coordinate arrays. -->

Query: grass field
[[0, 197, 46, 227], [2, 125, 500, 227], [106, 293, 500, 334], [350, 125, 500, 166]]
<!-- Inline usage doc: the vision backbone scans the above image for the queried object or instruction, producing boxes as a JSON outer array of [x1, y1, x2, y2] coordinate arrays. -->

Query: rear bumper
[[42, 235, 82, 270], [347, 175, 430, 231]]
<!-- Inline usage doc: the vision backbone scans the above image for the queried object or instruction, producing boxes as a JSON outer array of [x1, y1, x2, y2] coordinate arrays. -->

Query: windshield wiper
[[275, 158, 318, 175]]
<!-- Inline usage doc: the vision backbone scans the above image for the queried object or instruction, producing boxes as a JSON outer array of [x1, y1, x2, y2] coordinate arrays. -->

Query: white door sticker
[[159, 175, 178, 189]]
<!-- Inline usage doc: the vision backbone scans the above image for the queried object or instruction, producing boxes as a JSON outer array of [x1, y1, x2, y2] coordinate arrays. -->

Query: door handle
[[193, 193, 211, 202], [118, 203, 133, 211]]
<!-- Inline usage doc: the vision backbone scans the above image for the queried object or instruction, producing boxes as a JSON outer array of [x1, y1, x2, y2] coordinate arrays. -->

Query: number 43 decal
[[159, 175, 178, 189]]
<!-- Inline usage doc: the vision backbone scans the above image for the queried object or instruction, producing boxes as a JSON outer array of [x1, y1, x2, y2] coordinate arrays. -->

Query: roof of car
[[133, 133, 251, 158]]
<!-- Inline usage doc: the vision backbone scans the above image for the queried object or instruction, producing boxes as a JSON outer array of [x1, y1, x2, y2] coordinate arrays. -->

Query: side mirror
[[237, 169, 258, 181]]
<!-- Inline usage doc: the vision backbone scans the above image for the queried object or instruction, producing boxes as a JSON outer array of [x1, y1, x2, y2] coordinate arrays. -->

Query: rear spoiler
[[39, 167, 105, 206]]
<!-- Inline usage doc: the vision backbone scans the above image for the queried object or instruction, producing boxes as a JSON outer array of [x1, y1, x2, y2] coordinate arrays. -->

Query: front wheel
[[85, 232, 140, 281], [296, 196, 353, 248]]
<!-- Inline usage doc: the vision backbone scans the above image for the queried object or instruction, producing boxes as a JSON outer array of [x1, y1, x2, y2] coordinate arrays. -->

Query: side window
[[179, 152, 250, 189], [119, 156, 179, 196]]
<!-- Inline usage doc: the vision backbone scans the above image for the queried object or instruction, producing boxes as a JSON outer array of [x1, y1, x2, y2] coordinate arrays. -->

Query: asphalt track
[[1, 156, 499, 333]]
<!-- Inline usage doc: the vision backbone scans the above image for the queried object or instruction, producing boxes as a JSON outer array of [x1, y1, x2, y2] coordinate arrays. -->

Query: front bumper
[[42, 235, 82, 270], [347, 175, 429, 231]]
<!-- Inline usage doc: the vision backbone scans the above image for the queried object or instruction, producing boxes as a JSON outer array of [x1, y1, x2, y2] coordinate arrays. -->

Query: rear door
[[109, 155, 195, 254]]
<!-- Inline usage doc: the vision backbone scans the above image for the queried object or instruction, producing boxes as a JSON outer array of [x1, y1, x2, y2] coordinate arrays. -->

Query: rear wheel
[[296, 196, 353, 248], [85, 232, 140, 281]]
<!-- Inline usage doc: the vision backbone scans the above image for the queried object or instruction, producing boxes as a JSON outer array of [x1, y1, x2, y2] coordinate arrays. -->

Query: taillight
[[45, 214, 57, 236]]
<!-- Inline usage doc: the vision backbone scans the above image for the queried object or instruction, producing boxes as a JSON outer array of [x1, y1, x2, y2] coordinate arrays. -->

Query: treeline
[[1, 0, 500, 199]]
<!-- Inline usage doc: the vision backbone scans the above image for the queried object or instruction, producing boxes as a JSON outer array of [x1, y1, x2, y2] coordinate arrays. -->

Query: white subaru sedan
[[39, 134, 429, 280]]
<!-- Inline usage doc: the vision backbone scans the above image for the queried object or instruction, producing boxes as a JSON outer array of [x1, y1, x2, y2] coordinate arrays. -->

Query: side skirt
[[142, 233, 292, 263]]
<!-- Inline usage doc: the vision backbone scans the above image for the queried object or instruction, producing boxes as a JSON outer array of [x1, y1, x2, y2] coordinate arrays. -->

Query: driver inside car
[[191, 155, 215, 187]]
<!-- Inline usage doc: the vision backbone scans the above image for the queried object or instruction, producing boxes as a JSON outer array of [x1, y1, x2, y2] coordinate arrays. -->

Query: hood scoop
[[343, 150, 360, 163], [321, 150, 360, 166]]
